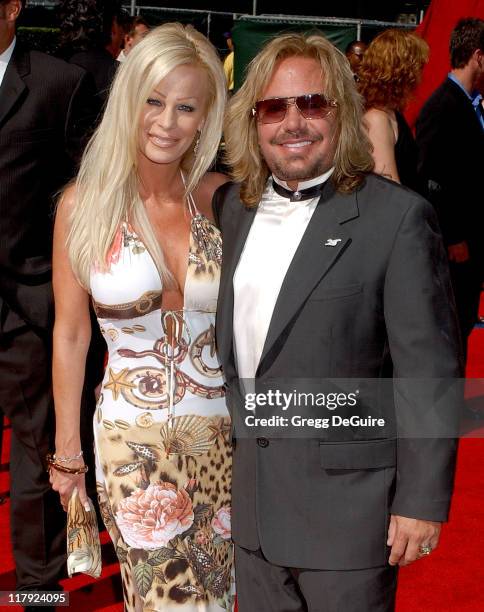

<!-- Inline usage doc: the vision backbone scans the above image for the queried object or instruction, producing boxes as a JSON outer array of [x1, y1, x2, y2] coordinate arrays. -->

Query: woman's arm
[[50, 185, 92, 511], [364, 108, 400, 183]]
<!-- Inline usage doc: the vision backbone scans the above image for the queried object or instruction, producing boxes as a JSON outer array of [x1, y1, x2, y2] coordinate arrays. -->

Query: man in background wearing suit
[[416, 18, 484, 355], [0, 0, 95, 599], [214, 32, 462, 611]]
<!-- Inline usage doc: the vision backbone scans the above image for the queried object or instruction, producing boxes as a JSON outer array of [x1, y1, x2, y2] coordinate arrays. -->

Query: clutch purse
[[66, 488, 102, 578]]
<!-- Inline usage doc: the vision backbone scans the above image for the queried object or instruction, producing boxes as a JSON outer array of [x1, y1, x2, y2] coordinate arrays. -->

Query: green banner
[[232, 19, 357, 90]]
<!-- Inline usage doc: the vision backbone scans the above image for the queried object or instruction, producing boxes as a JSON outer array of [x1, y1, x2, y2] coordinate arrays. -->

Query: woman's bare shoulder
[[57, 182, 78, 218], [364, 107, 393, 128]]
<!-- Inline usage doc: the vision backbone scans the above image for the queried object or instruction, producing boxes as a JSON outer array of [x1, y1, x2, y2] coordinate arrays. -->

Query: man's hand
[[387, 515, 441, 566], [448, 241, 469, 263]]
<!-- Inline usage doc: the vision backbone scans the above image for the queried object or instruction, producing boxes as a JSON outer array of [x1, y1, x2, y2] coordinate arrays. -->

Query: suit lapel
[[217, 199, 257, 369], [257, 182, 359, 373], [0, 45, 29, 129]]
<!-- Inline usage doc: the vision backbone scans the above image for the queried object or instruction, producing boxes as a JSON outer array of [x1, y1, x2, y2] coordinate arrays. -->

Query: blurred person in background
[[416, 17, 484, 353], [0, 0, 95, 606], [358, 29, 428, 193], [345, 39, 367, 80], [117, 15, 149, 62], [223, 31, 234, 92], [58, 0, 125, 106]]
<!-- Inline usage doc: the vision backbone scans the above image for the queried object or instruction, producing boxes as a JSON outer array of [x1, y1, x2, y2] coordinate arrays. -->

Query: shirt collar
[[272, 167, 335, 192], [447, 72, 481, 105], [0, 37, 16, 69]]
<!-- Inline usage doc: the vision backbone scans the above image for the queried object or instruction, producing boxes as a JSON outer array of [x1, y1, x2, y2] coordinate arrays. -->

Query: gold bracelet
[[46, 453, 88, 474]]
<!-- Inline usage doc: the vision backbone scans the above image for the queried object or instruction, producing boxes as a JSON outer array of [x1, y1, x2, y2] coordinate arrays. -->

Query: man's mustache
[[270, 132, 324, 145]]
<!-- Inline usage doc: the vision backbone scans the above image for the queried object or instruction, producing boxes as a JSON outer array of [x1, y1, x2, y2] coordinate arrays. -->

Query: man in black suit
[[416, 18, 484, 352], [0, 0, 95, 596], [58, 0, 125, 107], [214, 32, 462, 611]]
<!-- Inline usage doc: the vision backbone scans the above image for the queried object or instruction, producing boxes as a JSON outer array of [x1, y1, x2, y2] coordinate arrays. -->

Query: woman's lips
[[149, 135, 179, 147]]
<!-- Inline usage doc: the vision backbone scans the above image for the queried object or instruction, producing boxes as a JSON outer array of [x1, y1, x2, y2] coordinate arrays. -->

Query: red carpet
[[1, 323, 484, 610]]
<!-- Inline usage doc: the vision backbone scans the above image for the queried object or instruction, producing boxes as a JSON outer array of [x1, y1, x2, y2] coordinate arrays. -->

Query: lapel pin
[[324, 238, 342, 247]]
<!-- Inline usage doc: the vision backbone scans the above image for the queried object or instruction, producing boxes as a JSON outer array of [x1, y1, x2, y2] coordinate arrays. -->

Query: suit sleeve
[[416, 96, 467, 246], [384, 197, 463, 521], [64, 70, 98, 168]]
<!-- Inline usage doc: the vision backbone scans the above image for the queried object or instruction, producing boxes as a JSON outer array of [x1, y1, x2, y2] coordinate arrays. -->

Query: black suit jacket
[[416, 78, 484, 256], [214, 174, 462, 570], [0, 44, 95, 333], [68, 48, 118, 107]]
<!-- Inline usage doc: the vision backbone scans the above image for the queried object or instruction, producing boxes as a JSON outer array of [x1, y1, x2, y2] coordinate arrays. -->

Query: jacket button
[[257, 437, 269, 448]]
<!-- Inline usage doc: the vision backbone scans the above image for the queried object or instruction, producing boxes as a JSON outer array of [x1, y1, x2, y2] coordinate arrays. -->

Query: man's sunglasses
[[252, 93, 338, 124]]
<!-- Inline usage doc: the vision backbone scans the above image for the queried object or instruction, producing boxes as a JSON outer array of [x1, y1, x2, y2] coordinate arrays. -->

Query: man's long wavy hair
[[224, 31, 374, 208], [66, 23, 226, 290], [358, 29, 429, 112]]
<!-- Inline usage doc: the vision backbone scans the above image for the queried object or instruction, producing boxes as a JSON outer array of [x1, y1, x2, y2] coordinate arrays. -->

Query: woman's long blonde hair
[[67, 23, 226, 289], [224, 31, 373, 208]]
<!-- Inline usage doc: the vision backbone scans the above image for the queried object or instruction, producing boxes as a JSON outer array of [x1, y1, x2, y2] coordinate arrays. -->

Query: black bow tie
[[271, 178, 327, 202]]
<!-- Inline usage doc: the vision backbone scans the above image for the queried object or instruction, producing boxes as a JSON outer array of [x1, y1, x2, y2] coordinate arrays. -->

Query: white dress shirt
[[0, 37, 16, 88], [233, 168, 334, 379]]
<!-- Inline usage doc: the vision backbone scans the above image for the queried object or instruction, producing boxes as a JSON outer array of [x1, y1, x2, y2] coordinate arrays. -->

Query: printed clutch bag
[[67, 488, 102, 578]]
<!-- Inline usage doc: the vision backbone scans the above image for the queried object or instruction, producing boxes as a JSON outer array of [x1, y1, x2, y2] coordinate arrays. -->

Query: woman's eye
[[178, 104, 195, 112], [147, 98, 162, 106]]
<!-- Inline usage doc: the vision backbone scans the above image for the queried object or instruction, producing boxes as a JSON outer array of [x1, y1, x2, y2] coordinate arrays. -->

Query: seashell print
[[106, 328, 119, 342], [132, 245, 145, 255], [97, 407, 102, 423], [113, 461, 145, 476], [132, 324, 146, 333], [206, 565, 231, 598], [136, 412, 154, 428], [126, 441, 159, 461], [114, 419, 129, 430], [185, 539, 217, 581], [103, 419, 115, 430], [121, 327, 135, 335], [177, 584, 204, 598], [159, 415, 212, 456]]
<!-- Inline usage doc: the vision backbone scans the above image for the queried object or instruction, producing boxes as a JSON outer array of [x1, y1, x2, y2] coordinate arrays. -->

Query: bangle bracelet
[[46, 454, 88, 475], [53, 450, 83, 464]]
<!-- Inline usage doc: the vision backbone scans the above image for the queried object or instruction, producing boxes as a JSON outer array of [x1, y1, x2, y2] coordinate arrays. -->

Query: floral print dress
[[89, 200, 234, 611]]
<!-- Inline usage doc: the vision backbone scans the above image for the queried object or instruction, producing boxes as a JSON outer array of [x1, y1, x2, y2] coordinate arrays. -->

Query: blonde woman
[[50, 23, 234, 611], [358, 29, 428, 192]]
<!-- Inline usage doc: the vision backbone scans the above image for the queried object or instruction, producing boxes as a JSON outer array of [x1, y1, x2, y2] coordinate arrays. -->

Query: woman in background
[[358, 29, 429, 192], [50, 23, 234, 611]]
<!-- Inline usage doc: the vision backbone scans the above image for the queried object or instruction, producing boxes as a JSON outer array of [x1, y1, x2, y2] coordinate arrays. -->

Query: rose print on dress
[[115, 481, 194, 549], [211, 506, 231, 540]]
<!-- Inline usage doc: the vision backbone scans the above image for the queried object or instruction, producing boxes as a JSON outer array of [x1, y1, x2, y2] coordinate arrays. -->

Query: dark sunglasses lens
[[256, 99, 288, 123], [297, 94, 331, 118]]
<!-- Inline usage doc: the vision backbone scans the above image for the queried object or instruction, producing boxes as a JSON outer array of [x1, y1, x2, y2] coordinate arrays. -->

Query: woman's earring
[[193, 131, 201, 157]]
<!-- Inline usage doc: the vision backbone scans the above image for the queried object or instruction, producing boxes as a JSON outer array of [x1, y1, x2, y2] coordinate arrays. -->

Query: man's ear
[[475, 48, 483, 69], [8, 0, 23, 22]]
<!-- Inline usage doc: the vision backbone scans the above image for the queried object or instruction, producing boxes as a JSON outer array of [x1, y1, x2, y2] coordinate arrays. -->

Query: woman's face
[[138, 63, 208, 167]]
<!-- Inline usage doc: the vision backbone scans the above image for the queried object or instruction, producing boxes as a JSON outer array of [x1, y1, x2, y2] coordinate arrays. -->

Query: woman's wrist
[[55, 436, 82, 456], [53, 450, 84, 464]]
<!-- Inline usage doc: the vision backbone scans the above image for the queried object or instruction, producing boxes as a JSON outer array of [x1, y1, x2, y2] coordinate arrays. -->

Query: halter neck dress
[[90, 194, 234, 612]]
